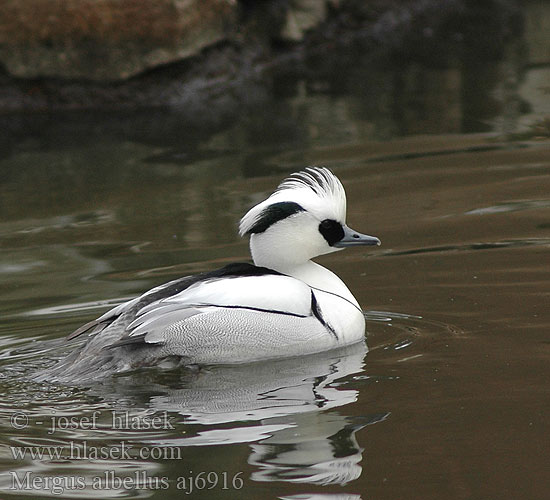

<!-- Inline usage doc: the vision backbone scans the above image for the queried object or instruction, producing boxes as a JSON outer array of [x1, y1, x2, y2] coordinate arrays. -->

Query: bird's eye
[[318, 219, 345, 246]]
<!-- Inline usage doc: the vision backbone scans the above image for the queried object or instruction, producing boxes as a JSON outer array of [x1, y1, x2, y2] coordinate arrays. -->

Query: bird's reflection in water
[[249, 410, 386, 485], [96, 340, 388, 487]]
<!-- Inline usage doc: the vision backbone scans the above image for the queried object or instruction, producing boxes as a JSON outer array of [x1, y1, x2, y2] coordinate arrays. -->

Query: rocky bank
[[0, 0, 522, 111]]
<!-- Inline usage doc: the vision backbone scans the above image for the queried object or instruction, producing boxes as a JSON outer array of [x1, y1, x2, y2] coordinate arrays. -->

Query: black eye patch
[[247, 202, 305, 234], [319, 219, 344, 246]]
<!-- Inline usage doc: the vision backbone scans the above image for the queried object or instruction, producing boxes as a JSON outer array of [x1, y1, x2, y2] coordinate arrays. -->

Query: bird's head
[[239, 167, 380, 270]]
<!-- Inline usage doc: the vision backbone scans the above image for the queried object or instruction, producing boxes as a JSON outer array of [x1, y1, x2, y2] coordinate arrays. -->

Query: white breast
[[313, 289, 366, 344]]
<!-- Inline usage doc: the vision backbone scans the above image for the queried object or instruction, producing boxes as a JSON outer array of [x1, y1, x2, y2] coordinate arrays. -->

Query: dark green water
[[1, 7, 550, 499]]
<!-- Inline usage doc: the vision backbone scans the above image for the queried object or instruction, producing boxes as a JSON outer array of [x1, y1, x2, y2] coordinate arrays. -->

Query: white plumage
[[39, 167, 380, 382], [239, 168, 347, 236]]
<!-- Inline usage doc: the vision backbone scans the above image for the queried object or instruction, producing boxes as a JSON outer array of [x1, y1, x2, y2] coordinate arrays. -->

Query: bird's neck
[[254, 256, 360, 308]]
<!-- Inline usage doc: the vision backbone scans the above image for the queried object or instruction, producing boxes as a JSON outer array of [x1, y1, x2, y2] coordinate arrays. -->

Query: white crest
[[239, 167, 347, 236]]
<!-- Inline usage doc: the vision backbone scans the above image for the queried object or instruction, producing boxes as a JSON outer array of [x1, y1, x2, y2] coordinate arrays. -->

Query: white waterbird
[[41, 167, 380, 381]]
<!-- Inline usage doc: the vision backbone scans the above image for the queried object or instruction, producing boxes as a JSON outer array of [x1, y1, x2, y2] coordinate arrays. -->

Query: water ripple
[[465, 199, 550, 215], [21, 298, 134, 318], [379, 238, 550, 257]]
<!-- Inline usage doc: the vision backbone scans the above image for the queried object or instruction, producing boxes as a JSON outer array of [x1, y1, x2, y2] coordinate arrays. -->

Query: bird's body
[[39, 167, 380, 382]]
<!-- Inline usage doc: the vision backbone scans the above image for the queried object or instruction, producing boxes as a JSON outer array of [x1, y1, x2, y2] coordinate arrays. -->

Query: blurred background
[[0, 0, 548, 136]]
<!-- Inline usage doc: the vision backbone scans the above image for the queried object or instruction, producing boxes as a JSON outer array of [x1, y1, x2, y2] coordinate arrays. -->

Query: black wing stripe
[[67, 317, 118, 340], [199, 304, 308, 317], [311, 290, 337, 339], [106, 304, 309, 350]]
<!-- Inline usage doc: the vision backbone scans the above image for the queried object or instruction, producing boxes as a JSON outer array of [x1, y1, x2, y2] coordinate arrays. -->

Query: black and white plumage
[[39, 167, 380, 382]]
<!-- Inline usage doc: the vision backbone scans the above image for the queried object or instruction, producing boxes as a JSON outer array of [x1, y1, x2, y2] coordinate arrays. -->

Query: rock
[[0, 0, 524, 111], [0, 0, 237, 81], [524, 0, 550, 64], [280, 0, 328, 42]]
